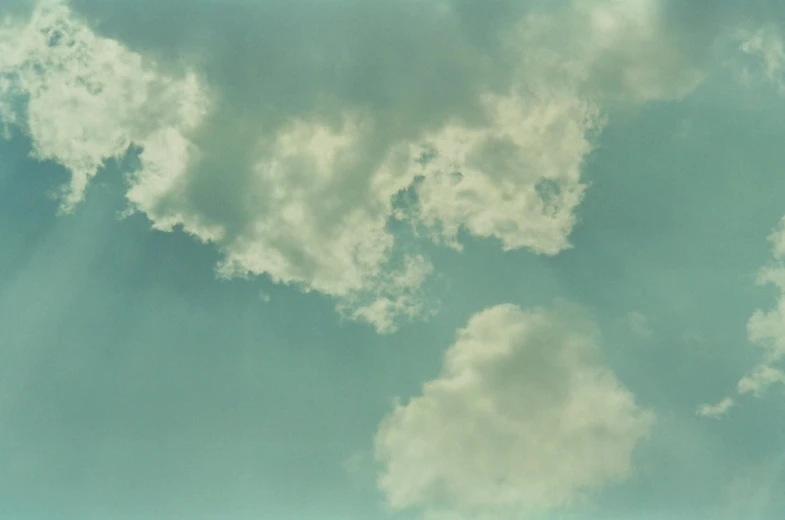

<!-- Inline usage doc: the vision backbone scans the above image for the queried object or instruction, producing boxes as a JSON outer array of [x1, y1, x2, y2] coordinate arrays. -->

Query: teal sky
[[1, 1, 785, 519]]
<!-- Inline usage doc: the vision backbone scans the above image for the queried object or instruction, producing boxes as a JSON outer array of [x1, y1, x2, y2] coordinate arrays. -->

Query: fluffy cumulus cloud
[[0, 0, 732, 332], [0, 0, 209, 212], [0, 0, 426, 331], [404, 0, 714, 254], [374, 303, 653, 519], [410, 90, 601, 254]]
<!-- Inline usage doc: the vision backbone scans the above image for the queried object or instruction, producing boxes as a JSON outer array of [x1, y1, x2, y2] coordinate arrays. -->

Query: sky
[[1, 0, 785, 519]]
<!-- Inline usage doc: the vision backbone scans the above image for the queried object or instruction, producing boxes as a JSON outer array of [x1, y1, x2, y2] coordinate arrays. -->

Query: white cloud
[[337, 254, 436, 334], [0, 0, 727, 333], [404, 0, 710, 256], [738, 365, 785, 397], [701, 219, 785, 411], [212, 115, 422, 297], [135, 110, 436, 332], [374, 303, 653, 519], [696, 397, 734, 419], [0, 0, 208, 212], [410, 90, 601, 255], [738, 217, 785, 397], [0, 1, 430, 332]]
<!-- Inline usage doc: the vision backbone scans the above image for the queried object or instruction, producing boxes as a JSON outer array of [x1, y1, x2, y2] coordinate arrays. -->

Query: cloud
[[627, 311, 653, 338], [739, 27, 785, 85], [0, 1, 430, 332], [701, 217, 785, 412], [403, 0, 717, 255], [373, 302, 653, 519], [0, 0, 208, 212], [696, 397, 734, 419], [0, 0, 732, 332], [738, 364, 785, 397], [737, 217, 785, 397], [513, 0, 709, 104], [409, 89, 601, 255]]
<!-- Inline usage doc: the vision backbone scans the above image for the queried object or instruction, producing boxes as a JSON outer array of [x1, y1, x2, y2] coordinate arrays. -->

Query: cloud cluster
[[5, 0, 777, 517], [0, 0, 724, 333], [0, 1, 429, 331], [701, 215, 785, 418], [374, 303, 653, 519], [741, 218, 785, 396], [692, 29, 785, 419], [724, 29, 785, 403]]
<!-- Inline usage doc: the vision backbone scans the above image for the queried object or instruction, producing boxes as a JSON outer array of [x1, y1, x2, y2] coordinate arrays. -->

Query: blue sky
[[1, 1, 785, 519]]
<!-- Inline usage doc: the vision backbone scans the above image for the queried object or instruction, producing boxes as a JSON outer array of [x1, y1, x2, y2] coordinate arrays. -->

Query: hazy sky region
[[2, 0, 785, 519]]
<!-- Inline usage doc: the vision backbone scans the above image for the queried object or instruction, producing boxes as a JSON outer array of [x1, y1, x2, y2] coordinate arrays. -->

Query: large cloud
[[0, 0, 209, 212], [0, 0, 428, 331], [0, 0, 730, 332], [373, 303, 653, 519]]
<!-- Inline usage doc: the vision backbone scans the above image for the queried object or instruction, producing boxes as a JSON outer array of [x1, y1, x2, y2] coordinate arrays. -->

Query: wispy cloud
[[627, 311, 653, 338], [697, 397, 735, 419]]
